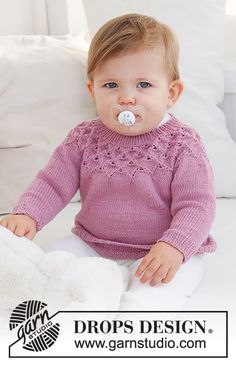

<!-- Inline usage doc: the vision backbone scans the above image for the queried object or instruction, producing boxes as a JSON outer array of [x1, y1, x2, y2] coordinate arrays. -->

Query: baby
[[0, 14, 216, 311]]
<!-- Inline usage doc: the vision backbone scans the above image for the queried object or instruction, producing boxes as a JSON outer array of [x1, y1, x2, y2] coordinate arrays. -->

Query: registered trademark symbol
[[208, 329, 213, 334]]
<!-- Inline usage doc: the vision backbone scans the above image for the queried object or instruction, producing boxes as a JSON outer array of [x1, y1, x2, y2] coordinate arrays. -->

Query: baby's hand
[[0, 214, 37, 240], [135, 241, 184, 286]]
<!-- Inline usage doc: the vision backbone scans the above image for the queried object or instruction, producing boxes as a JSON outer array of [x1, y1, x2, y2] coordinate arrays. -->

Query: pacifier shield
[[118, 111, 136, 126]]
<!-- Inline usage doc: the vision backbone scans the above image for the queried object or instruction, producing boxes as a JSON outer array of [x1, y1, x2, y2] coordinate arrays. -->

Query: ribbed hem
[[72, 226, 217, 261], [72, 226, 153, 259], [84, 241, 150, 260]]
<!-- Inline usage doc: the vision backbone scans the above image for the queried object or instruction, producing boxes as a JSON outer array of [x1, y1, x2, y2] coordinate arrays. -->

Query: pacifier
[[109, 104, 145, 127], [118, 110, 136, 126]]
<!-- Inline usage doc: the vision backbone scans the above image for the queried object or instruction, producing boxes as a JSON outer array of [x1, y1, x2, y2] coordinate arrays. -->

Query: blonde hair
[[87, 13, 180, 82]]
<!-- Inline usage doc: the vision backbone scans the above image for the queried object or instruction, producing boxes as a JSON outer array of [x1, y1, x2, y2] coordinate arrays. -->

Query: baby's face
[[87, 47, 182, 136]]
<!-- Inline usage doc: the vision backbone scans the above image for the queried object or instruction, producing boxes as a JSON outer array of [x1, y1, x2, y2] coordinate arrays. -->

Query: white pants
[[42, 234, 204, 315]]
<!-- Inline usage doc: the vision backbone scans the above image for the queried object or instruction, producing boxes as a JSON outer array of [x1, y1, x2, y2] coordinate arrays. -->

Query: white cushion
[[0, 35, 96, 214], [82, 0, 236, 197]]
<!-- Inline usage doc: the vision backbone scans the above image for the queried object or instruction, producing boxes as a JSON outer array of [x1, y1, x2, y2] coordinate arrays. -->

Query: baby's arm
[[157, 151, 215, 263], [136, 135, 215, 286], [11, 127, 82, 233], [135, 241, 183, 286]]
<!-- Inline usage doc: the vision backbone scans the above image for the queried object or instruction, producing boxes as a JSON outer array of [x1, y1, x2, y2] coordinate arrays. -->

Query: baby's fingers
[[135, 255, 153, 277], [0, 218, 8, 228], [140, 260, 160, 284], [6, 221, 18, 234], [24, 227, 36, 240], [149, 263, 170, 286], [161, 267, 177, 284], [14, 225, 27, 237]]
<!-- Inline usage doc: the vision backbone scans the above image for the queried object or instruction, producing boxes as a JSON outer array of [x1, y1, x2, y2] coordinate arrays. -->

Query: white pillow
[[0, 35, 96, 214], [82, 0, 236, 197]]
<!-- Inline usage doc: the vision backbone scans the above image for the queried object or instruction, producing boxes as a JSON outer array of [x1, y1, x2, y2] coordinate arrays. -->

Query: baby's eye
[[104, 82, 118, 88], [137, 81, 152, 88]]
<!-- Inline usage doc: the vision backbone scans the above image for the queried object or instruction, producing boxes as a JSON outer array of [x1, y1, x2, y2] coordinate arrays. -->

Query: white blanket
[[0, 226, 128, 313]]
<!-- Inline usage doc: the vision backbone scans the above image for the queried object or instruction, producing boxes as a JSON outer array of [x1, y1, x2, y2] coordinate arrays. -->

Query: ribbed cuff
[[12, 204, 44, 232], [157, 229, 200, 262]]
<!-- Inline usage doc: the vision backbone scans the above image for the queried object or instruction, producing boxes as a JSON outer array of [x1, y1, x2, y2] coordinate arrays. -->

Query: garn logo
[[9, 300, 60, 352]]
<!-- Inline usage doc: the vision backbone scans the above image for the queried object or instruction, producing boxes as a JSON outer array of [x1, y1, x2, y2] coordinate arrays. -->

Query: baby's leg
[[119, 255, 204, 318], [42, 234, 100, 257]]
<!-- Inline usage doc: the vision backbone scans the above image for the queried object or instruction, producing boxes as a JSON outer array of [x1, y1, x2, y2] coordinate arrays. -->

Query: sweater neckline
[[95, 114, 179, 147]]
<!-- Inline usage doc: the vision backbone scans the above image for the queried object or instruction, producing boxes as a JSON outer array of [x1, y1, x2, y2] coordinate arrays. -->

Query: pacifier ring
[[118, 110, 136, 126]]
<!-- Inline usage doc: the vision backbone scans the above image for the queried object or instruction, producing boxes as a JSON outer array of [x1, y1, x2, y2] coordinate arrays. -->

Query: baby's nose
[[118, 95, 136, 105]]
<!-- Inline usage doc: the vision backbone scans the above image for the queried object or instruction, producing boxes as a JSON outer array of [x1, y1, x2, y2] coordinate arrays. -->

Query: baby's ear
[[87, 80, 95, 99], [167, 80, 184, 107]]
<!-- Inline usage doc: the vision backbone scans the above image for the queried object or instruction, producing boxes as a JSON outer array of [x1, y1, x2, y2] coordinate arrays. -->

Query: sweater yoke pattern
[[64, 116, 209, 180]]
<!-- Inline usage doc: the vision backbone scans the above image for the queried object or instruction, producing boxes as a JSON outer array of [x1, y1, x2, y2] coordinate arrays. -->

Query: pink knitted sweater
[[13, 115, 216, 261]]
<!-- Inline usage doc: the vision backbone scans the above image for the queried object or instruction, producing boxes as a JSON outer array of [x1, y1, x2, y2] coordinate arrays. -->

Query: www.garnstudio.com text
[[73, 319, 207, 351], [74, 336, 206, 351]]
